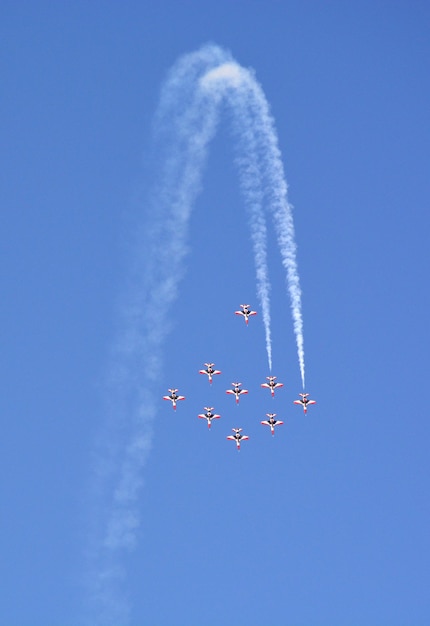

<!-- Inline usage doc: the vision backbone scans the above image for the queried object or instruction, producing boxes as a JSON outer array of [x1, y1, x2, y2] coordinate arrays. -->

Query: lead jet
[[261, 413, 284, 436], [163, 388, 185, 411], [235, 304, 257, 326], [226, 428, 249, 450], [226, 382, 249, 405], [261, 375, 284, 397], [293, 393, 316, 415], [199, 362, 221, 385], [198, 407, 221, 429]]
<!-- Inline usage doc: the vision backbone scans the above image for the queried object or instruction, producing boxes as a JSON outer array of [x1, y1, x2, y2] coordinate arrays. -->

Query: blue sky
[[1, 2, 430, 625]]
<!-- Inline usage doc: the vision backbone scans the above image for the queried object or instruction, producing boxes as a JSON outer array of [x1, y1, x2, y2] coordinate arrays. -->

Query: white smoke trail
[[84, 44, 305, 624], [199, 60, 305, 386], [154, 50, 274, 371], [83, 47, 225, 626], [222, 75, 273, 372]]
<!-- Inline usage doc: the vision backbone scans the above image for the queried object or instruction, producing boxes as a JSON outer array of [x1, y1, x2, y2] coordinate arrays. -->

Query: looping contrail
[[84, 43, 305, 624], [197, 55, 305, 381]]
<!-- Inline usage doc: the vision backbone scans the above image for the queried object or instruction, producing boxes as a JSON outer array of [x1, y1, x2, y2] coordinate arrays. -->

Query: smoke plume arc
[[85, 44, 306, 625]]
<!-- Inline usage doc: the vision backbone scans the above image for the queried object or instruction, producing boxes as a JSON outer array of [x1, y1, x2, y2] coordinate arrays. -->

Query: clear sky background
[[1, 2, 429, 625]]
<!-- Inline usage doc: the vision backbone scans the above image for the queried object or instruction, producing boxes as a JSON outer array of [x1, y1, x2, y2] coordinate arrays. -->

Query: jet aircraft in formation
[[226, 428, 249, 450], [198, 407, 221, 429], [235, 304, 257, 326], [261, 413, 284, 436], [261, 375, 284, 397], [163, 388, 185, 411], [226, 382, 249, 405], [199, 362, 221, 385], [163, 305, 316, 448], [293, 392, 316, 414]]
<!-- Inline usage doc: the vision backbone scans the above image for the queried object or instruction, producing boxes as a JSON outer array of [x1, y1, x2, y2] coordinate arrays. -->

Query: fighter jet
[[261, 375, 284, 397], [226, 382, 249, 405], [198, 362, 221, 385], [261, 413, 284, 436], [235, 304, 257, 325], [163, 388, 185, 411], [198, 407, 221, 429], [226, 428, 249, 450], [293, 393, 316, 414]]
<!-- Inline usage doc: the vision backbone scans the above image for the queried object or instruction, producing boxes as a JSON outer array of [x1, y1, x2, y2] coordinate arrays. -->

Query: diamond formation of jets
[[198, 407, 221, 429], [226, 428, 249, 450], [163, 305, 316, 449], [199, 362, 222, 385], [163, 388, 186, 411], [261, 413, 284, 436], [261, 375, 284, 397], [293, 392, 316, 414], [226, 382, 249, 405], [235, 304, 257, 326]]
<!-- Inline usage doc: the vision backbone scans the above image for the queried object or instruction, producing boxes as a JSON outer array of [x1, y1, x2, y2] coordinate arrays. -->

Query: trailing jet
[[261, 413, 284, 436], [198, 362, 221, 385], [235, 304, 257, 325], [226, 382, 249, 405], [261, 375, 284, 397], [163, 388, 185, 411], [226, 428, 249, 450], [198, 407, 221, 429], [293, 393, 316, 414]]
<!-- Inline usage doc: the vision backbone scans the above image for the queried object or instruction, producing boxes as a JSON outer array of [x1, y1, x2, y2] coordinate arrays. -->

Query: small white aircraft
[[227, 428, 249, 450], [226, 382, 249, 405], [163, 388, 185, 411], [198, 407, 221, 429], [199, 362, 222, 385], [293, 393, 316, 415], [261, 375, 284, 397], [261, 413, 284, 436], [235, 304, 257, 326]]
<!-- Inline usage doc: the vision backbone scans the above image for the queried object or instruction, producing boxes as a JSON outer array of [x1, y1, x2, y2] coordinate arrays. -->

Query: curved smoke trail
[[84, 44, 305, 625], [198, 59, 305, 383]]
